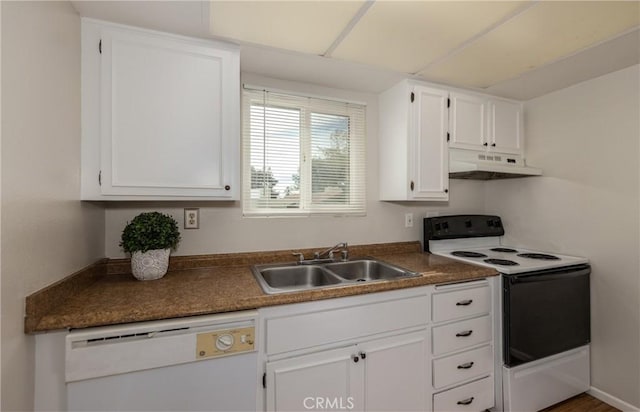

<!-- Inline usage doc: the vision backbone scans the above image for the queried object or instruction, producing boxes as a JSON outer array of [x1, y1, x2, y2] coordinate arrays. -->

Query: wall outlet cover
[[405, 213, 414, 228], [184, 208, 200, 229]]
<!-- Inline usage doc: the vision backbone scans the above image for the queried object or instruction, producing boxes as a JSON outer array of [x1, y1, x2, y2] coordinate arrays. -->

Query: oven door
[[503, 264, 590, 367]]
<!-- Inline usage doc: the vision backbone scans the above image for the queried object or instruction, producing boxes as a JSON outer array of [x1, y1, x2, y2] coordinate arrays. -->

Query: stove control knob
[[216, 333, 235, 351]]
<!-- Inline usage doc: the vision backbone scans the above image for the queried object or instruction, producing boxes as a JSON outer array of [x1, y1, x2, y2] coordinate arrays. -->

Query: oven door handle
[[510, 267, 590, 284]]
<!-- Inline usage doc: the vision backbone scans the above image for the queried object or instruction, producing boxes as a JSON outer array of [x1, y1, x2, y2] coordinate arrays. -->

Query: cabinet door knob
[[456, 299, 473, 306], [491, 143, 496, 147], [359, 351, 367, 360], [457, 361, 474, 369], [224, 185, 231, 191], [444, 189, 449, 194], [483, 142, 488, 146], [457, 397, 474, 406], [410, 181, 414, 191], [456, 330, 473, 337], [352, 355, 360, 363]]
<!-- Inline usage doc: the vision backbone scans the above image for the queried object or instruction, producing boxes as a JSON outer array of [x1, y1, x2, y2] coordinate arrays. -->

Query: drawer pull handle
[[456, 299, 473, 306], [456, 330, 473, 337], [457, 361, 475, 369], [457, 397, 474, 406]]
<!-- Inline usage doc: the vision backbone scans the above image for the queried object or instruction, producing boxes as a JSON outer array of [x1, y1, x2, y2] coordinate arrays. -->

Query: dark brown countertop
[[25, 242, 497, 333]]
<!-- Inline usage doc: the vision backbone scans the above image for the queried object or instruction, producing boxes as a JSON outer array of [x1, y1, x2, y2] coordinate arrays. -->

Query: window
[[242, 87, 366, 216]]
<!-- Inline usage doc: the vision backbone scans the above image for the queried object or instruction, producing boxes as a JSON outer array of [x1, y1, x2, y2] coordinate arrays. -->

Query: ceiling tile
[[209, 0, 365, 55], [331, 1, 529, 74], [419, 1, 640, 88]]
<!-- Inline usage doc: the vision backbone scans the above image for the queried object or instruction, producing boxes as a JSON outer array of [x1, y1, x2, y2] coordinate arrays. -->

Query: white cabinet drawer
[[264, 292, 429, 355], [432, 315, 491, 355], [433, 376, 494, 412], [432, 285, 490, 323], [433, 345, 493, 389]]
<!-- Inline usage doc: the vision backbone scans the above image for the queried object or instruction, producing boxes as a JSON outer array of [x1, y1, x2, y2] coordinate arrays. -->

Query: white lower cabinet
[[259, 279, 497, 412], [266, 345, 360, 412], [433, 376, 494, 412], [432, 315, 492, 356], [266, 330, 427, 412], [359, 331, 428, 411], [432, 345, 493, 389], [260, 287, 431, 412], [430, 280, 496, 412]]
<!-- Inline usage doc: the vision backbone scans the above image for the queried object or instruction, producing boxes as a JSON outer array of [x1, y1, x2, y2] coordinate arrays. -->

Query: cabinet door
[[410, 86, 449, 200], [359, 330, 428, 411], [488, 99, 522, 154], [266, 346, 363, 412], [97, 26, 239, 198], [449, 93, 487, 151]]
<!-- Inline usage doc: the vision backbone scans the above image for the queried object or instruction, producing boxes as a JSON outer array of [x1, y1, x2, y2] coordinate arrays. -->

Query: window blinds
[[242, 87, 366, 216]]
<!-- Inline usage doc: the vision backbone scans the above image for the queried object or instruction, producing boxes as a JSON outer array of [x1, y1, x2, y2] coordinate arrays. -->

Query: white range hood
[[449, 149, 542, 180]]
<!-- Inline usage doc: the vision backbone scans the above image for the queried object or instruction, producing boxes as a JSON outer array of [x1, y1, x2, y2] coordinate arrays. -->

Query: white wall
[[1, 2, 105, 410], [104, 73, 486, 258], [485, 65, 640, 408]]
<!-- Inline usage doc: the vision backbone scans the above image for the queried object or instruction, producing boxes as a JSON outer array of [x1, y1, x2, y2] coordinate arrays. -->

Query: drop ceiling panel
[[331, 1, 528, 74], [419, 1, 640, 89], [209, 1, 365, 55]]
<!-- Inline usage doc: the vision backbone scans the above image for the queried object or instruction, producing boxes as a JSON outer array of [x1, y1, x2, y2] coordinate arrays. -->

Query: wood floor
[[542, 393, 620, 412]]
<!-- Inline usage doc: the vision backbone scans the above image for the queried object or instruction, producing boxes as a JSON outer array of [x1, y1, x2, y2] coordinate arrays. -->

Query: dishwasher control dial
[[215, 334, 235, 351]]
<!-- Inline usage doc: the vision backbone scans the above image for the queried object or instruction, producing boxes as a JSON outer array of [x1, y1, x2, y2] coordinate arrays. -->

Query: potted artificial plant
[[120, 212, 181, 281]]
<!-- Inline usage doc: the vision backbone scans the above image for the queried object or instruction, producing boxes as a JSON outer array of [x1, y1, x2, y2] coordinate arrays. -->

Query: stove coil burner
[[484, 258, 519, 266], [451, 251, 488, 258], [490, 248, 519, 253], [517, 253, 560, 260]]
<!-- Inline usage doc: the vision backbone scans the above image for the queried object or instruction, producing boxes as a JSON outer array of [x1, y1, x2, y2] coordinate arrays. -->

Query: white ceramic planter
[[131, 248, 171, 281]]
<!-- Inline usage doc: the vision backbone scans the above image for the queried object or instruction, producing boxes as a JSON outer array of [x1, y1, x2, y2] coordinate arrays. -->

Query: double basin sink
[[252, 258, 420, 295]]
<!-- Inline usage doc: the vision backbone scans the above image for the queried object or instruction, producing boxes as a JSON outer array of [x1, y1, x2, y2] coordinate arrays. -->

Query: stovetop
[[424, 215, 588, 275], [431, 244, 589, 274]]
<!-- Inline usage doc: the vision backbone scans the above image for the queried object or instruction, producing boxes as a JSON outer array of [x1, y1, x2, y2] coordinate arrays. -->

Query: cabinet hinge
[[262, 372, 266, 388], [447, 98, 450, 108], [99, 39, 102, 54], [410, 92, 415, 103], [98, 170, 101, 186], [447, 132, 450, 142]]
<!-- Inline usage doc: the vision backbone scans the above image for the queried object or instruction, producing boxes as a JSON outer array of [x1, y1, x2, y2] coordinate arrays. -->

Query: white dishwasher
[[66, 310, 258, 411]]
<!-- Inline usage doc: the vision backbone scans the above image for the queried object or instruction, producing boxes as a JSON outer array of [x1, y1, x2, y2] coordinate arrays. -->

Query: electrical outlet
[[405, 213, 414, 228], [184, 208, 199, 229]]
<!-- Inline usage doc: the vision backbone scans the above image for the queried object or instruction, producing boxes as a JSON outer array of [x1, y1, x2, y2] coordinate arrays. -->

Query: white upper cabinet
[[379, 80, 449, 201], [488, 99, 523, 154], [450, 92, 523, 155], [449, 93, 487, 151], [81, 20, 240, 200]]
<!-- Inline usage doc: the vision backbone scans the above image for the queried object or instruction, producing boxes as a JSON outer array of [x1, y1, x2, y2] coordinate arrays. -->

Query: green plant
[[120, 212, 181, 253]]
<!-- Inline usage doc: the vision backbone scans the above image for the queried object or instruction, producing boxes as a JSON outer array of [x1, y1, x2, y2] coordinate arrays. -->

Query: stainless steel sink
[[323, 259, 414, 282], [252, 258, 419, 295], [259, 265, 342, 292]]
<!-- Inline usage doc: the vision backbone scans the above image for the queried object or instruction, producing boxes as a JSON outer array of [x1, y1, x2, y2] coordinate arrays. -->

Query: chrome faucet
[[314, 242, 349, 261]]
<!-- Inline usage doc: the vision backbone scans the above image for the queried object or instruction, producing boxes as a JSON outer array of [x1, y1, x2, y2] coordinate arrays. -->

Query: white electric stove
[[425, 215, 591, 412]]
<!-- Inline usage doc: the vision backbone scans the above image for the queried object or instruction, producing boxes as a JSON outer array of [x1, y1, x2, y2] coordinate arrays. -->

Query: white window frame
[[242, 86, 366, 217]]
